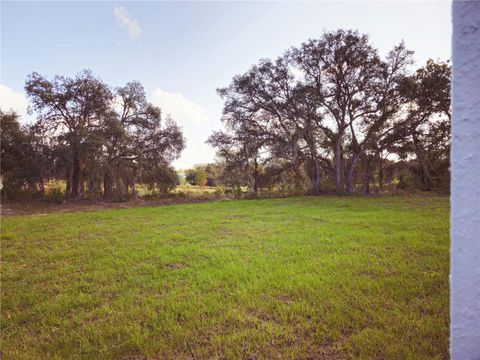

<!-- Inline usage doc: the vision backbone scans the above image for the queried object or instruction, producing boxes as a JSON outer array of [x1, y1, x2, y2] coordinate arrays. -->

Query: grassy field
[[1, 196, 449, 359]]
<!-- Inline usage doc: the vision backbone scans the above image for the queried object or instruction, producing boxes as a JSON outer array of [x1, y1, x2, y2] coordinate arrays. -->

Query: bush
[[195, 169, 207, 187], [44, 187, 65, 204], [214, 187, 225, 196]]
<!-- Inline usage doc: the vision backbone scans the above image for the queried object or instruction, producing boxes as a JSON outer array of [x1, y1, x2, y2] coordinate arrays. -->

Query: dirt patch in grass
[[163, 263, 186, 270], [0, 197, 220, 216]]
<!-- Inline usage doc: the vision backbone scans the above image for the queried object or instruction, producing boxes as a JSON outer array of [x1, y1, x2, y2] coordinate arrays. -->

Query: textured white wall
[[451, 1, 480, 358]]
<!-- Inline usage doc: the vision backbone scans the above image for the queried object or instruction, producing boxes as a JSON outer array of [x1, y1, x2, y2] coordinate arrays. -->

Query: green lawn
[[1, 196, 449, 359]]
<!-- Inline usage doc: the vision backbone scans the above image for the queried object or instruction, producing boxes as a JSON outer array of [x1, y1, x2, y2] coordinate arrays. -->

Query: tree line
[[208, 29, 451, 195], [1, 29, 451, 201], [1, 71, 184, 200]]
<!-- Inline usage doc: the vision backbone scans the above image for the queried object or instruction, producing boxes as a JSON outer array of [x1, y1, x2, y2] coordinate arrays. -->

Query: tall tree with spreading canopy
[[25, 70, 112, 198], [396, 59, 451, 190], [291, 30, 413, 193], [210, 29, 450, 195], [24, 70, 185, 199]]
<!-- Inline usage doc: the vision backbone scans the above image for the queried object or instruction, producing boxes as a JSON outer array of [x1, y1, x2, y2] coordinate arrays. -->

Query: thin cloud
[[113, 6, 142, 40]]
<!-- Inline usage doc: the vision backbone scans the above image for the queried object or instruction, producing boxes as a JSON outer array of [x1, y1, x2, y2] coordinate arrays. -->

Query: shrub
[[44, 187, 65, 204]]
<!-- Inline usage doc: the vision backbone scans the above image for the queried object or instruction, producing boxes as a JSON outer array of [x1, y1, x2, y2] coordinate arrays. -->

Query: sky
[[1, 1, 452, 169]]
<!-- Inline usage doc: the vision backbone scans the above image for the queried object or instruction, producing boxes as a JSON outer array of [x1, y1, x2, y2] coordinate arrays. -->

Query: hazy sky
[[1, 1, 452, 169]]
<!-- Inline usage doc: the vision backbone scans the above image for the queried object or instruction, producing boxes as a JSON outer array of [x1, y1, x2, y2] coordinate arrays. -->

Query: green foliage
[[195, 168, 207, 186], [22, 71, 184, 200], [1, 196, 449, 359], [184, 168, 197, 185], [184, 165, 221, 187], [152, 166, 179, 194], [44, 187, 66, 204], [0, 111, 49, 199], [210, 30, 450, 195]]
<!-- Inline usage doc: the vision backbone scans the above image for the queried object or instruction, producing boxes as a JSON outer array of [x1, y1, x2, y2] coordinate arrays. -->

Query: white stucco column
[[451, 1, 480, 359]]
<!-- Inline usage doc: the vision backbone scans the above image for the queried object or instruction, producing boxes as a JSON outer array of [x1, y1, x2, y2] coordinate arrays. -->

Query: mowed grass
[[1, 196, 449, 359]]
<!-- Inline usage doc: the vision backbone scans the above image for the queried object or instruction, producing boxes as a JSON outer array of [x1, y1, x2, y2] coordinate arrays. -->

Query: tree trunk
[[103, 171, 113, 198], [132, 171, 138, 198], [420, 160, 433, 191], [292, 160, 302, 194], [363, 156, 377, 195], [363, 158, 372, 195], [71, 154, 81, 198], [334, 133, 344, 193], [311, 166, 321, 195], [310, 157, 321, 195], [305, 134, 321, 195], [79, 176, 85, 198], [88, 176, 101, 196], [346, 154, 360, 195], [253, 157, 259, 194], [378, 156, 384, 190], [363, 172, 370, 195], [132, 179, 137, 198], [117, 177, 127, 196], [291, 140, 303, 194], [66, 167, 71, 196], [38, 177, 45, 196], [412, 136, 433, 191]]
